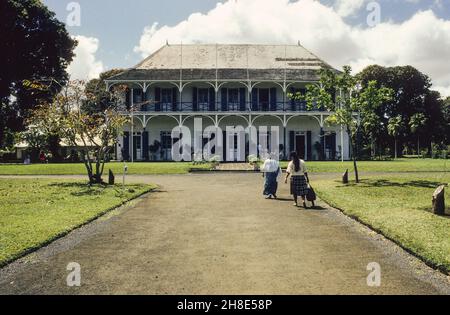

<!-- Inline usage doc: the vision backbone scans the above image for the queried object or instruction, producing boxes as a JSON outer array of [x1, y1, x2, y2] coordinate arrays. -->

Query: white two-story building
[[105, 43, 350, 162]]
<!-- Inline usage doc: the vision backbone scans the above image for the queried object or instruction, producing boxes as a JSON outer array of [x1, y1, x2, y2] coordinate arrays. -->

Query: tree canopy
[[0, 0, 76, 148], [357, 65, 448, 156]]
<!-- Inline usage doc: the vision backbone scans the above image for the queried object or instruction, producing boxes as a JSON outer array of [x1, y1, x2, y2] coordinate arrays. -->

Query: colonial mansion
[[105, 43, 350, 162]]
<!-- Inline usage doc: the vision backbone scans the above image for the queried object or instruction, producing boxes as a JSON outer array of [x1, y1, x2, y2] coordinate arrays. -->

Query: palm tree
[[409, 113, 427, 157], [388, 115, 403, 159]]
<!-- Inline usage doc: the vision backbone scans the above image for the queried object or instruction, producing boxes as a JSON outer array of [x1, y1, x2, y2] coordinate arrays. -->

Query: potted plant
[[209, 155, 221, 170], [248, 154, 260, 171]]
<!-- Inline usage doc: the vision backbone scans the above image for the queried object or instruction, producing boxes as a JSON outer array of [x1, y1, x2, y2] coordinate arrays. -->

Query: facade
[[105, 43, 350, 162]]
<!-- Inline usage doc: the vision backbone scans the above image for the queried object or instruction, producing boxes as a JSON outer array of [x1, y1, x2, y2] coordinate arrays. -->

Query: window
[[133, 89, 143, 104], [198, 88, 209, 111], [161, 89, 173, 104], [228, 89, 239, 111], [160, 89, 173, 112], [161, 131, 172, 149]]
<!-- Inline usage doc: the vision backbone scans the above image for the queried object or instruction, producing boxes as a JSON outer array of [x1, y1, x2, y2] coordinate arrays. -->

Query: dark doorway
[[295, 135, 306, 160], [259, 89, 269, 111]]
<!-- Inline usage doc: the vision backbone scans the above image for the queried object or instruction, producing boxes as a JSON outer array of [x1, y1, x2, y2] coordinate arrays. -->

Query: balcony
[[132, 101, 322, 113]]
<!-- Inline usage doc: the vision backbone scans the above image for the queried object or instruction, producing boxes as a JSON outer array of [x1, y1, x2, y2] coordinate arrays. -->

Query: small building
[[105, 43, 350, 161]]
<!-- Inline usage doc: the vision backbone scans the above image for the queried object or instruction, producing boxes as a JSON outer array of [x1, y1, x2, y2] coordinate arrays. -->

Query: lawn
[[313, 173, 450, 274], [0, 159, 448, 175], [0, 161, 212, 176], [280, 158, 449, 173], [0, 179, 155, 267]]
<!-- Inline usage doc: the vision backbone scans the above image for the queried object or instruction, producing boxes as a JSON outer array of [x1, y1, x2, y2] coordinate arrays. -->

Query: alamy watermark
[[170, 118, 280, 162], [66, 262, 81, 287], [66, 2, 81, 27], [366, 262, 381, 287]]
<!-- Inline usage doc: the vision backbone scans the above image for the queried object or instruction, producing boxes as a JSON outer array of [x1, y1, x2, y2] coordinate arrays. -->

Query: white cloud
[[334, 0, 366, 17], [134, 0, 450, 97], [68, 35, 104, 80]]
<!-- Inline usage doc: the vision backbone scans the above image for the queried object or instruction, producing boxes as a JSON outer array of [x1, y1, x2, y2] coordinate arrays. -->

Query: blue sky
[[42, 0, 450, 96], [44, 0, 220, 68]]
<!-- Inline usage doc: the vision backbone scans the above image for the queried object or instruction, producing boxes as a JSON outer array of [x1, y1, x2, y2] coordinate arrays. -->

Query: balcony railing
[[133, 101, 323, 113]]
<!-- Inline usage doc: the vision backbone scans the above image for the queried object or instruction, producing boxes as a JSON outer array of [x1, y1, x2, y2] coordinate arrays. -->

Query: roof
[[107, 44, 337, 82]]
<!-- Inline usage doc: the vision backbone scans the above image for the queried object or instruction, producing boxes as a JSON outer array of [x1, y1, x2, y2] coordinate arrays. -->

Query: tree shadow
[[48, 182, 107, 196], [337, 179, 447, 189]]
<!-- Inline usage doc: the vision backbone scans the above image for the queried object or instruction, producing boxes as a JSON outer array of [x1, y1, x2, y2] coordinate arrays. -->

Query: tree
[[28, 80, 128, 184], [20, 126, 47, 161], [357, 65, 450, 155], [387, 115, 404, 159], [299, 66, 392, 183], [409, 113, 427, 156], [83, 69, 125, 114], [0, 0, 76, 148]]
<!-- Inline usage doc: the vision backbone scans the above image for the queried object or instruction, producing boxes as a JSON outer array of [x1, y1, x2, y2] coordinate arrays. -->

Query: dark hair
[[289, 151, 300, 172]]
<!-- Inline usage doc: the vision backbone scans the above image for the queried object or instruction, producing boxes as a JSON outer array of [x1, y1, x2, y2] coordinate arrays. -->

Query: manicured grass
[[313, 173, 450, 273], [0, 162, 212, 176], [279, 158, 449, 173], [0, 159, 448, 175], [0, 179, 155, 266]]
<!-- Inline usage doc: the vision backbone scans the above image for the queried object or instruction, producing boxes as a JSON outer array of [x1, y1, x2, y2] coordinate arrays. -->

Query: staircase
[[216, 163, 257, 172]]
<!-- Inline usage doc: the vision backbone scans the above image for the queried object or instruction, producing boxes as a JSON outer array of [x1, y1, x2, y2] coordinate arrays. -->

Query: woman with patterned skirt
[[284, 151, 310, 208]]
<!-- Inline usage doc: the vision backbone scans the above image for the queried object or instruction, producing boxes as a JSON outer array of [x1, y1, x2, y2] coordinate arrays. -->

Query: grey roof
[[107, 44, 337, 82]]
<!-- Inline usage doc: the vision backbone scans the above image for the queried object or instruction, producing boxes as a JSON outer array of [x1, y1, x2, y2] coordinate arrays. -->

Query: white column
[[130, 88, 134, 163], [341, 126, 344, 162], [131, 114, 134, 163]]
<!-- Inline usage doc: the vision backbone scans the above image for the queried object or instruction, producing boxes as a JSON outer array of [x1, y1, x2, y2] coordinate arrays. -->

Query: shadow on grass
[[48, 182, 107, 196], [334, 179, 447, 189]]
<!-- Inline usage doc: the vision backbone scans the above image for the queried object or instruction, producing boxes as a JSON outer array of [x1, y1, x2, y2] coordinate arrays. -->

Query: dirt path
[[0, 173, 448, 294]]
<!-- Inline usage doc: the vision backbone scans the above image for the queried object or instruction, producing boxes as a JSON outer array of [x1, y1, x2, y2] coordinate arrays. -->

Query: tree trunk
[[0, 118, 4, 149], [348, 129, 359, 183], [394, 138, 397, 159], [432, 185, 445, 216], [417, 136, 420, 158]]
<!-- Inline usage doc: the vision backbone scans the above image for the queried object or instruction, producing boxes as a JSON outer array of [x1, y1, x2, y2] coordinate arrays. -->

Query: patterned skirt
[[290, 175, 308, 196]]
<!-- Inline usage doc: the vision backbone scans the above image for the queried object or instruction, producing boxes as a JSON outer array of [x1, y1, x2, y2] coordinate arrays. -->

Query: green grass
[[0, 162, 212, 176], [0, 179, 155, 266], [313, 173, 450, 273], [279, 158, 449, 173], [0, 159, 448, 175]]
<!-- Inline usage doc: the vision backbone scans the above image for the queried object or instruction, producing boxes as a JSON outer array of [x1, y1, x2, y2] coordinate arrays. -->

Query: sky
[[43, 0, 450, 96]]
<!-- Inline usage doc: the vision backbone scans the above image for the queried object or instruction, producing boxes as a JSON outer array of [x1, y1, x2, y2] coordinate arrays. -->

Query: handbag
[[306, 184, 317, 202]]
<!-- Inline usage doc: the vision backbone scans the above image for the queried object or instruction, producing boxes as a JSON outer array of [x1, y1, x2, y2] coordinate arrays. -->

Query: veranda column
[[320, 127, 325, 161], [131, 88, 134, 163], [283, 122, 287, 160]]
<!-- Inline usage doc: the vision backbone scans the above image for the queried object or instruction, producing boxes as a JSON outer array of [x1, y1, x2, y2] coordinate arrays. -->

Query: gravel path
[[0, 173, 448, 294]]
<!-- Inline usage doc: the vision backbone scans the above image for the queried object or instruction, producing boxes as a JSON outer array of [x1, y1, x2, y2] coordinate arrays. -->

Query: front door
[[295, 135, 306, 160], [133, 133, 142, 160]]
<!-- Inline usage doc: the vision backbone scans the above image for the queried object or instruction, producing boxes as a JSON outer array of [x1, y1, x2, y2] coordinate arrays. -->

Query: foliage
[[248, 154, 260, 164], [0, 0, 76, 148], [358, 65, 449, 155], [409, 113, 427, 134], [19, 126, 47, 161], [27, 80, 129, 183], [388, 115, 404, 159], [83, 69, 125, 114], [292, 66, 393, 182]]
